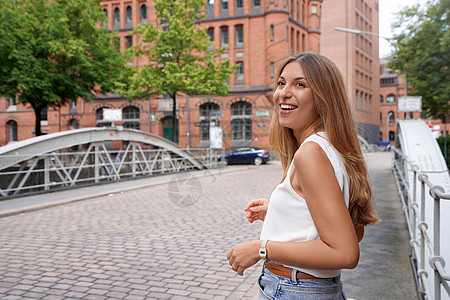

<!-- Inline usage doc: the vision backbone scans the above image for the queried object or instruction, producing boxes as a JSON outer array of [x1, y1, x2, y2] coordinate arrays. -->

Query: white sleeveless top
[[260, 132, 350, 278]]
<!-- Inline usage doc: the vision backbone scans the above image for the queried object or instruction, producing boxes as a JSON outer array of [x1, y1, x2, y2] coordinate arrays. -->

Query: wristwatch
[[259, 240, 269, 260]]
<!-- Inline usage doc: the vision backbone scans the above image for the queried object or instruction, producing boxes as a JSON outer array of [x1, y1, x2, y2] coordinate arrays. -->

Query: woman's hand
[[244, 198, 269, 223], [226, 240, 261, 276]]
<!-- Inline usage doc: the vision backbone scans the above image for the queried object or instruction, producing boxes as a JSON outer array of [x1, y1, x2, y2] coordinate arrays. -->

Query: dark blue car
[[222, 147, 270, 165]]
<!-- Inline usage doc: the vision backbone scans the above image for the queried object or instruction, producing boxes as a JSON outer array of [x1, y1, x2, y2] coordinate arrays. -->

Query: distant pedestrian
[[227, 53, 379, 299]]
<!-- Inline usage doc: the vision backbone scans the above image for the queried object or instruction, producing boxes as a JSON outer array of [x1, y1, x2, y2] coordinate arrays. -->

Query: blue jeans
[[258, 265, 346, 300]]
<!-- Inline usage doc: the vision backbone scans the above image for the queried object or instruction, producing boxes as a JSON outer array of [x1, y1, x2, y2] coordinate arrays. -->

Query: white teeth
[[280, 104, 298, 110]]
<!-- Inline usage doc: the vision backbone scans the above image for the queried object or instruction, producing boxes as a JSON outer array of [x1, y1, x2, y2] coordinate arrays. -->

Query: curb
[[0, 165, 254, 218]]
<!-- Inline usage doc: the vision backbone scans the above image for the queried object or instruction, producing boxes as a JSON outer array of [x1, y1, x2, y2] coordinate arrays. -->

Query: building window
[[355, 90, 359, 110], [207, 0, 214, 12], [200, 102, 220, 117], [388, 111, 395, 125], [8, 98, 16, 106], [221, 27, 229, 47], [359, 91, 364, 109], [386, 94, 396, 103], [103, 9, 108, 27], [140, 4, 147, 24], [207, 27, 214, 42], [123, 106, 140, 129], [96, 108, 112, 127], [253, 0, 260, 7], [380, 95, 383, 104], [236, 62, 244, 82], [311, 5, 317, 14], [114, 7, 120, 27], [236, 0, 243, 8], [69, 119, 79, 130], [40, 107, 48, 121], [221, 0, 228, 10], [231, 102, 252, 142], [235, 25, 243, 48], [270, 62, 274, 78], [126, 36, 132, 48], [126, 6, 132, 25], [270, 25, 274, 41], [199, 103, 220, 141], [231, 101, 251, 116], [7, 120, 18, 142], [389, 131, 395, 141]]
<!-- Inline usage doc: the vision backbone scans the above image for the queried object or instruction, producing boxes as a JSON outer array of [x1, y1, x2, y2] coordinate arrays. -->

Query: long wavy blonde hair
[[269, 53, 379, 226]]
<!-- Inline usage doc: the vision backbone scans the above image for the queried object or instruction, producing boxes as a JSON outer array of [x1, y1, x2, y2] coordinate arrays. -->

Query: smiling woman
[[227, 53, 379, 300]]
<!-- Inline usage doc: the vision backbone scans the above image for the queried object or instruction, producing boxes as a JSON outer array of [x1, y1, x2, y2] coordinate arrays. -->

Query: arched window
[[199, 103, 220, 142], [96, 108, 112, 127], [140, 4, 147, 23], [123, 106, 140, 129], [388, 110, 395, 125], [386, 94, 396, 103], [69, 119, 79, 130], [126, 6, 132, 25], [231, 101, 252, 145], [7, 120, 18, 142], [389, 131, 395, 141], [103, 9, 108, 27], [114, 7, 120, 27]]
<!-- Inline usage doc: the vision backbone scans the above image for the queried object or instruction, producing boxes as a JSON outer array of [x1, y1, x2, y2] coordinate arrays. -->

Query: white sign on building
[[209, 126, 223, 149], [103, 109, 122, 121], [398, 96, 422, 113]]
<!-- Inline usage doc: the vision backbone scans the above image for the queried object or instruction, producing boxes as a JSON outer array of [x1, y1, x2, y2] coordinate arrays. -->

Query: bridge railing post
[[44, 156, 50, 191]]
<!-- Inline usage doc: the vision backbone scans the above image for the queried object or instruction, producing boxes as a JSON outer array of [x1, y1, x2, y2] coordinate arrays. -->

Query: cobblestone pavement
[[0, 164, 280, 299], [0, 153, 417, 299]]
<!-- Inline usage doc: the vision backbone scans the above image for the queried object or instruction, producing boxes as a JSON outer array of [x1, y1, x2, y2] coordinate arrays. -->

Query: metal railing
[[0, 143, 225, 199], [392, 147, 450, 300]]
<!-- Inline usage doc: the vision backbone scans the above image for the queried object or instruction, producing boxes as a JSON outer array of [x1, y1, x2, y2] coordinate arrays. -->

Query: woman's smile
[[279, 102, 299, 114]]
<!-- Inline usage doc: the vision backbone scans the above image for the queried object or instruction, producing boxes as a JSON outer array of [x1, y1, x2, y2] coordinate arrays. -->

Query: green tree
[[0, 0, 127, 136], [389, 0, 450, 120], [117, 0, 235, 143]]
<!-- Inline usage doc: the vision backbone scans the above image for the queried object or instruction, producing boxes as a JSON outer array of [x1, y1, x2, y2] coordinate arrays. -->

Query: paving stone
[[0, 159, 416, 299]]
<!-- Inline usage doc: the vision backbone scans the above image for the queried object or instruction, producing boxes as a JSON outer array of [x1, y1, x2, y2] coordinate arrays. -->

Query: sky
[[378, 0, 429, 58]]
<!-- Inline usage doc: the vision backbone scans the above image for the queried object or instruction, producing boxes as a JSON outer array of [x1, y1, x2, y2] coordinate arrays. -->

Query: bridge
[[0, 121, 449, 299]]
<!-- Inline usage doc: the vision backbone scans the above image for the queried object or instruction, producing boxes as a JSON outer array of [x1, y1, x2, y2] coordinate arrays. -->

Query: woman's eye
[[296, 82, 305, 87], [277, 81, 285, 86]]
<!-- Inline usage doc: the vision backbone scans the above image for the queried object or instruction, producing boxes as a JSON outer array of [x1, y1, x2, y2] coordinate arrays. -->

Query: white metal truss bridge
[[0, 128, 223, 199]]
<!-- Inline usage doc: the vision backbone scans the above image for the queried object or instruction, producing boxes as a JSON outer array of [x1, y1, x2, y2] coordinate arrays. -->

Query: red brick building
[[379, 59, 449, 143], [0, 0, 323, 150], [320, 0, 380, 144]]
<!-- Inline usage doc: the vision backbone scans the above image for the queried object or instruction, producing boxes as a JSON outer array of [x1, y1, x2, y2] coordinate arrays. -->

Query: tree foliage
[[0, 0, 127, 136], [389, 0, 449, 120], [117, 0, 235, 143]]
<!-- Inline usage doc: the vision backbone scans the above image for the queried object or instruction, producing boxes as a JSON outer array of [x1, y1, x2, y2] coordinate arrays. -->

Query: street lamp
[[386, 111, 394, 143], [334, 27, 408, 96]]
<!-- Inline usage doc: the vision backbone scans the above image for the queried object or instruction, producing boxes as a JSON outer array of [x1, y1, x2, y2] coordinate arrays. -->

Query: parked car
[[221, 147, 270, 165]]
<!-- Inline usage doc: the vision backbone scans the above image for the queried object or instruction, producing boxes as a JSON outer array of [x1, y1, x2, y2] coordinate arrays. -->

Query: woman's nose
[[280, 85, 293, 99]]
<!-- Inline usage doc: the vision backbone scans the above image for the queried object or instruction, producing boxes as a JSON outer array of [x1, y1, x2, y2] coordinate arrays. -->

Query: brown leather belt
[[264, 262, 319, 280]]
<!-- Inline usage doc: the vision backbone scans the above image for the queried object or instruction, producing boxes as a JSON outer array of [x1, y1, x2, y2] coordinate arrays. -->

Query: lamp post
[[386, 111, 394, 143], [334, 27, 408, 96]]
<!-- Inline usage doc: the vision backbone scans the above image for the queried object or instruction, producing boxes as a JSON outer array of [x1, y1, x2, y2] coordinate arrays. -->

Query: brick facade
[[320, 0, 380, 144], [0, 0, 323, 150], [379, 59, 449, 144]]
